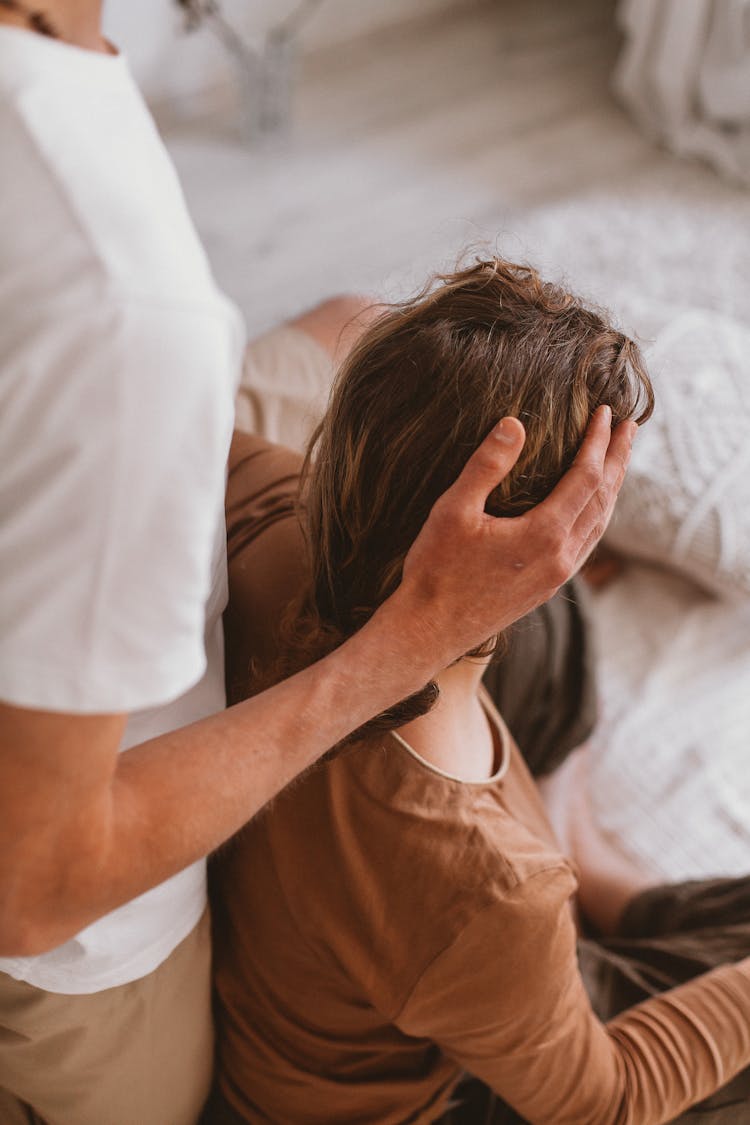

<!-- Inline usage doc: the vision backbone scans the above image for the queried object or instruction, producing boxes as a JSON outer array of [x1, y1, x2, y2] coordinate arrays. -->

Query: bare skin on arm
[[0, 407, 634, 956]]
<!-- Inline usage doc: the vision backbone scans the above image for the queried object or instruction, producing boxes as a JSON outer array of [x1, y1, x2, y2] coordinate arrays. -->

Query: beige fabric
[[235, 325, 336, 452], [0, 1087, 42, 1125], [0, 910, 213, 1125]]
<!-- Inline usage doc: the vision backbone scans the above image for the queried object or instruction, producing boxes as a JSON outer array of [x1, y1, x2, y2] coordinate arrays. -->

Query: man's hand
[[395, 406, 636, 667]]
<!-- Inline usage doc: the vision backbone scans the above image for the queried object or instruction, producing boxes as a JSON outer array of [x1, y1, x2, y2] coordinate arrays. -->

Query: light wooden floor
[[163, 0, 750, 338]]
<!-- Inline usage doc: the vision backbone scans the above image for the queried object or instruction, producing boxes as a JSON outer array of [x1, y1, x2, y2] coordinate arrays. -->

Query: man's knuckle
[[580, 462, 603, 491], [549, 522, 571, 555], [591, 517, 608, 543], [595, 483, 613, 517], [435, 500, 469, 539], [554, 557, 572, 585], [547, 546, 572, 586]]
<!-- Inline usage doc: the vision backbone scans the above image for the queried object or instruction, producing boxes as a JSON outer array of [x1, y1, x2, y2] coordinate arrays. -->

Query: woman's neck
[[397, 656, 497, 782]]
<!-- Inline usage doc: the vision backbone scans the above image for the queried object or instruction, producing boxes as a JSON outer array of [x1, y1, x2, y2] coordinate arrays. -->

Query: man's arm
[[0, 408, 634, 956]]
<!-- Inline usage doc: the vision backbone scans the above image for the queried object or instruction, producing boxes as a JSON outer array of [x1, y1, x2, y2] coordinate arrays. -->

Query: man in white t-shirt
[[0, 2, 636, 1123]]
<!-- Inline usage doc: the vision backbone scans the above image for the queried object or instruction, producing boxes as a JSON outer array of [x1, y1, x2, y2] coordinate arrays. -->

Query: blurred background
[[102, 0, 750, 337]]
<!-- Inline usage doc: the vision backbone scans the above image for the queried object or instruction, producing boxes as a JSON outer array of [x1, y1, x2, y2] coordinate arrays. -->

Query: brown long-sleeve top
[[215, 432, 750, 1125]]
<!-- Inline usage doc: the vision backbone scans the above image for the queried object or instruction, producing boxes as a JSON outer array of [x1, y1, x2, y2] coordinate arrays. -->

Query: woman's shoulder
[[250, 731, 572, 897], [302, 736, 570, 919], [215, 733, 576, 1019]]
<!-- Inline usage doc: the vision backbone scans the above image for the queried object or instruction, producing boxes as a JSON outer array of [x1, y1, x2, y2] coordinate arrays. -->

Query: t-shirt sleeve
[[223, 431, 305, 701], [394, 867, 750, 1125], [0, 296, 239, 713]]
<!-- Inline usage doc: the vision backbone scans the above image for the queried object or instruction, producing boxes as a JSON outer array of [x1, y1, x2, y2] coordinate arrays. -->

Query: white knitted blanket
[[606, 309, 750, 600], [511, 187, 750, 881], [586, 563, 750, 881], [587, 308, 750, 880]]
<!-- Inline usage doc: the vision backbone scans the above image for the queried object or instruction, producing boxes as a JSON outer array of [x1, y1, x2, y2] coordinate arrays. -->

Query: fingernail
[[601, 404, 612, 423], [493, 419, 516, 444]]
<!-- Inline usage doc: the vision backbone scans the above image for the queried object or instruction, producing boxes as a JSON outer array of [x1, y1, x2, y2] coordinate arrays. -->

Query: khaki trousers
[[0, 910, 213, 1125]]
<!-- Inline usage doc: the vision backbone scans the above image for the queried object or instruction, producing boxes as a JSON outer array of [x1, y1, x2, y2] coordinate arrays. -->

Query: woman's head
[[278, 257, 653, 735], [306, 258, 652, 626]]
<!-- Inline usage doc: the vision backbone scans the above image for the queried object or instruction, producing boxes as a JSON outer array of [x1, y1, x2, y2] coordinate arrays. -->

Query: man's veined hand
[[396, 405, 636, 667]]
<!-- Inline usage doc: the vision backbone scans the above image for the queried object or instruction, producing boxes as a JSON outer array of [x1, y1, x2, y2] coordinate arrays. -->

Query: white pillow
[[606, 308, 750, 600]]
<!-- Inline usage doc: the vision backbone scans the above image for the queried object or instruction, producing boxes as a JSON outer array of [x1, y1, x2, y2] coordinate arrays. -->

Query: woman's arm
[[223, 431, 306, 700], [396, 867, 750, 1125]]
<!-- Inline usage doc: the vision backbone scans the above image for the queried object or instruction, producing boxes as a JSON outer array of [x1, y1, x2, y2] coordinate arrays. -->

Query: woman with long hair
[[207, 258, 750, 1125]]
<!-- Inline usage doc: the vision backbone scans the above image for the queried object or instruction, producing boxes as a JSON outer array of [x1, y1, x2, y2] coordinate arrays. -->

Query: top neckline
[[389, 687, 512, 787]]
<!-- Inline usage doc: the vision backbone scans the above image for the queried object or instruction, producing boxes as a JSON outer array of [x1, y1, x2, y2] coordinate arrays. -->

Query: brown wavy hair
[[265, 257, 653, 741]]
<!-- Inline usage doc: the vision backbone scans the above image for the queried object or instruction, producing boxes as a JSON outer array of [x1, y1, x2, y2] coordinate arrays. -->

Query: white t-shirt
[[0, 28, 244, 993]]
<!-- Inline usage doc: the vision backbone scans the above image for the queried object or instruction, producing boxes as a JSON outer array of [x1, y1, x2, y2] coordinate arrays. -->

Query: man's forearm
[[14, 592, 435, 955]]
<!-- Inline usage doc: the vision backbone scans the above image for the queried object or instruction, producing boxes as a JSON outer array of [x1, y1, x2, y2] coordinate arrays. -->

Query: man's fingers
[[532, 405, 615, 528], [444, 417, 526, 514], [602, 416, 636, 492], [571, 418, 636, 561]]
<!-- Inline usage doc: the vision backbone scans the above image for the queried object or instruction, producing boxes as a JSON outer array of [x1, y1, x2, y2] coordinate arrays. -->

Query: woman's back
[[210, 692, 580, 1124]]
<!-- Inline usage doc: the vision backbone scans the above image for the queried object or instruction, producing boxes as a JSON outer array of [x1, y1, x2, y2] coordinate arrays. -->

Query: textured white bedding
[[513, 187, 750, 882], [584, 561, 750, 881], [546, 307, 750, 882]]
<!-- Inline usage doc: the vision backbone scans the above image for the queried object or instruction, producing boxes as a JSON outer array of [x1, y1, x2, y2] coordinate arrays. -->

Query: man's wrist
[[358, 584, 450, 695]]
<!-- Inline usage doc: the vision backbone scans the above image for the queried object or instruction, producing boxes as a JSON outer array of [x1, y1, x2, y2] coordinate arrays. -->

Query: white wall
[[103, 0, 463, 106]]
